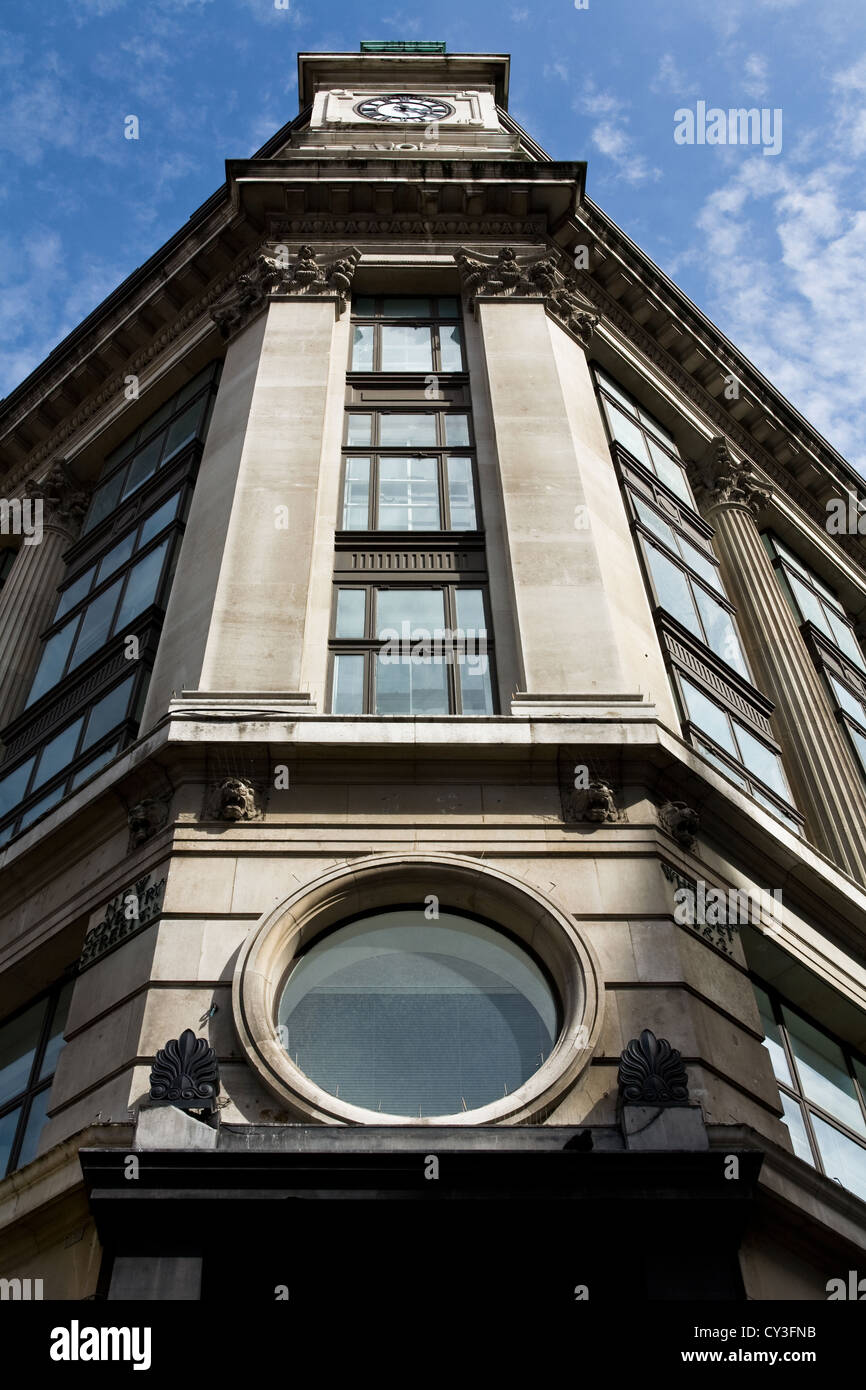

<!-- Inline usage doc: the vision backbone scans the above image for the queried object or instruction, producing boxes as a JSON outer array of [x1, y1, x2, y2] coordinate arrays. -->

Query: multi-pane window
[[83, 367, 216, 535], [596, 368, 692, 504], [764, 533, 866, 783], [0, 978, 72, 1178], [350, 296, 465, 373], [597, 367, 799, 829], [340, 409, 478, 532], [330, 585, 494, 715], [754, 982, 866, 1204], [0, 364, 219, 847]]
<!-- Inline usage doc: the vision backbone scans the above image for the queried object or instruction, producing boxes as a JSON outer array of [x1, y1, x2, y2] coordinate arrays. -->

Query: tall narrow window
[[0, 978, 72, 1177]]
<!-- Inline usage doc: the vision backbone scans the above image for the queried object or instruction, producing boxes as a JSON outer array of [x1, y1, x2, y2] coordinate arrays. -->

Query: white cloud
[[652, 53, 699, 98], [575, 82, 662, 186], [544, 62, 569, 83], [742, 53, 769, 99]]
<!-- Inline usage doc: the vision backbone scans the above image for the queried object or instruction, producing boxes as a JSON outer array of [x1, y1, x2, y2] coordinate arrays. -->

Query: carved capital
[[205, 776, 261, 822], [211, 244, 361, 339], [692, 437, 771, 518], [618, 1028, 689, 1105], [659, 799, 700, 849], [454, 245, 599, 351], [149, 1028, 220, 1111], [25, 460, 90, 536]]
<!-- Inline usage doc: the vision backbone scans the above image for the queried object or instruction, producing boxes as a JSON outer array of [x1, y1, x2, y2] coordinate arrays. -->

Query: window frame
[[348, 295, 466, 375], [327, 581, 497, 715], [0, 975, 73, 1178], [595, 369, 694, 506]]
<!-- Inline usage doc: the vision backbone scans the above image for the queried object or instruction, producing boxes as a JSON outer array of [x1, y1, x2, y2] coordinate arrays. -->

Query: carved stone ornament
[[618, 1028, 689, 1105], [24, 460, 90, 534], [149, 1029, 220, 1111], [691, 436, 771, 518], [455, 245, 599, 351], [128, 797, 169, 848], [206, 776, 261, 822], [210, 243, 360, 339], [659, 799, 700, 849], [569, 777, 624, 824]]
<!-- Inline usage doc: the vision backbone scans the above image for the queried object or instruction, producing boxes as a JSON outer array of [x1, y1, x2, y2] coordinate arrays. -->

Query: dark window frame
[[0, 974, 73, 1178], [349, 294, 466, 375]]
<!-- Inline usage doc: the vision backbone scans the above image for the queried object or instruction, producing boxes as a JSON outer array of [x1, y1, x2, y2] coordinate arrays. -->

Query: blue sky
[[2, 0, 865, 466]]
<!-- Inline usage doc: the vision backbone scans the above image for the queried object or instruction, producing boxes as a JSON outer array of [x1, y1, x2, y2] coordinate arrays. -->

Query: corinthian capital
[[692, 437, 771, 517], [25, 460, 90, 535], [454, 244, 599, 351], [211, 244, 361, 339]]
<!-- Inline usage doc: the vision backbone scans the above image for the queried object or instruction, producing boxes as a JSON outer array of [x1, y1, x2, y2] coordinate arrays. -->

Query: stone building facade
[[0, 43, 864, 1304]]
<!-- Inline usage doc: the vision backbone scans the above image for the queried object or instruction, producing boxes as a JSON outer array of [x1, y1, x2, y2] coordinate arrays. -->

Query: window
[[0, 364, 219, 847], [277, 909, 558, 1118], [350, 295, 465, 373], [754, 982, 866, 1204], [82, 366, 217, 536], [597, 366, 800, 830], [329, 585, 494, 715], [0, 978, 72, 1177], [340, 409, 478, 532], [596, 368, 693, 504]]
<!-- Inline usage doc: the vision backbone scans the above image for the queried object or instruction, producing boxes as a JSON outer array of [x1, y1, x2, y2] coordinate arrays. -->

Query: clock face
[[354, 94, 455, 123]]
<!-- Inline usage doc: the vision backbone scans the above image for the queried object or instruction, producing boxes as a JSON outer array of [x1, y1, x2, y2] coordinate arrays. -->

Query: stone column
[[696, 439, 866, 882], [0, 464, 88, 730]]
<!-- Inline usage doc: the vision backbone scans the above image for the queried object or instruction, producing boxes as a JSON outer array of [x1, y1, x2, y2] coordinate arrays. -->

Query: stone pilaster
[[695, 438, 866, 883], [0, 463, 89, 730]]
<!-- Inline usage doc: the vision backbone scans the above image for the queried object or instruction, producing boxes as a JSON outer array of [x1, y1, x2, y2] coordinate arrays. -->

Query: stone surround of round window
[[232, 853, 603, 1126]]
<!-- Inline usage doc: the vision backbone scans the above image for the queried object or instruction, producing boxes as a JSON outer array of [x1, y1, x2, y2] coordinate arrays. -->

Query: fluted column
[[695, 438, 866, 883], [0, 464, 88, 730]]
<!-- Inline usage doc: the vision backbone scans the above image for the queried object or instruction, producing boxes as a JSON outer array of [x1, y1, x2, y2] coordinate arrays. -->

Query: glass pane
[[693, 588, 750, 678], [378, 459, 440, 530], [138, 491, 181, 548], [376, 589, 445, 640], [26, 622, 78, 704], [693, 739, 748, 788], [38, 983, 73, 1081], [604, 402, 651, 467], [68, 579, 123, 671], [679, 678, 737, 755], [638, 406, 677, 448], [444, 414, 470, 446], [455, 588, 486, 633], [31, 718, 84, 791], [174, 366, 213, 408], [55, 565, 96, 620], [0, 1000, 45, 1106], [375, 655, 449, 715], [16, 1087, 52, 1169], [346, 415, 372, 446], [678, 536, 724, 592], [332, 655, 364, 715], [446, 457, 476, 529], [82, 676, 135, 751], [459, 658, 493, 715], [648, 440, 692, 502], [120, 434, 164, 500], [351, 326, 375, 370], [812, 1114, 866, 1202], [439, 325, 463, 372], [18, 784, 65, 831], [113, 539, 169, 631], [381, 325, 433, 372], [437, 296, 459, 318], [379, 414, 437, 447], [826, 610, 866, 671], [95, 532, 135, 585], [352, 296, 376, 317], [753, 985, 794, 1086], [782, 1007, 865, 1135], [342, 458, 370, 530], [828, 675, 865, 723], [277, 910, 557, 1116], [0, 1105, 21, 1177], [83, 472, 124, 533], [735, 724, 790, 801], [0, 756, 36, 820], [787, 573, 828, 632], [633, 496, 675, 548], [644, 545, 696, 630], [335, 589, 366, 639], [162, 399, 205, 462], [779, 1092, 815, 1166], [595, 370, 634, 412], [70, 741, 119, 790], [382, 297, 430, 317]]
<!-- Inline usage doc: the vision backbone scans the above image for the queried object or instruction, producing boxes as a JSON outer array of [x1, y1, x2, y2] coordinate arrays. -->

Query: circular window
[[277, 909, 559, 1118]]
